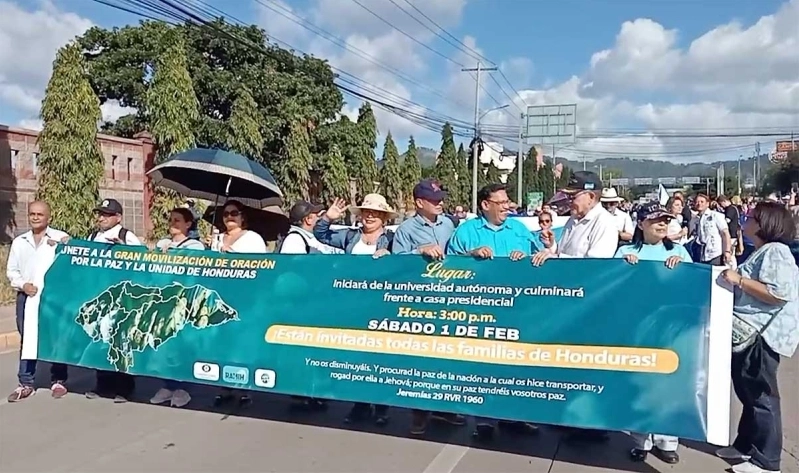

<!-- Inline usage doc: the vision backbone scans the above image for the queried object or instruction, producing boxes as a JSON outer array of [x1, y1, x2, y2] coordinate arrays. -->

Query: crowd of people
[[6, 170, 799, 473]]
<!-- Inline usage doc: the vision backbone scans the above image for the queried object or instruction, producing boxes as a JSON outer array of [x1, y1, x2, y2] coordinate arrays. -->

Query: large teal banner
[[31, 241, 731, 443]]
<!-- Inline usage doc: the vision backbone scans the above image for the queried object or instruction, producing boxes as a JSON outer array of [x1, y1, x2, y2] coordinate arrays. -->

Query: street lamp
[[471, 104, 511, 213]]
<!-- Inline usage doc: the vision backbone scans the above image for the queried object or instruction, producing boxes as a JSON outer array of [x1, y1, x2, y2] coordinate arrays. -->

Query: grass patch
[[0, 245, 12, 305]]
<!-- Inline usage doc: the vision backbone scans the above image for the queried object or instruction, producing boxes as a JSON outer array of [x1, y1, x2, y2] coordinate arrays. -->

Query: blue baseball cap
[[637, 201, 675, 222], [413, 179, 447, 201]]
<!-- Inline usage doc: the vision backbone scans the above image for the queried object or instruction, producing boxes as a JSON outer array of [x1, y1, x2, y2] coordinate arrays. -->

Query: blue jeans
[[16, 292, 68, 386], [732, 337, 782, 472]]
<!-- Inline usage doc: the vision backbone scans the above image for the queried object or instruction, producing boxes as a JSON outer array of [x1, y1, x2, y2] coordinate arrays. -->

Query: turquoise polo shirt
[[446, 216, 535, 257]]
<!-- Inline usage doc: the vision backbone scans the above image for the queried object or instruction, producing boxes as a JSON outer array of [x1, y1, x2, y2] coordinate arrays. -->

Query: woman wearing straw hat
[[314, 193, 396, 424], [314, 193, 397, 257]]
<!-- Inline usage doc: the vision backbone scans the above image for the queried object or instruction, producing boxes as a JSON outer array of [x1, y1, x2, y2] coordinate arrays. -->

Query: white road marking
[[422, 444, 470, 473]]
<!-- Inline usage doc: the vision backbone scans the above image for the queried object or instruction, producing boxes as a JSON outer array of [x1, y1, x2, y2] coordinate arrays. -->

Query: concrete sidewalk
[[0, 304, 17, 352], [0, 353, 796, 473]]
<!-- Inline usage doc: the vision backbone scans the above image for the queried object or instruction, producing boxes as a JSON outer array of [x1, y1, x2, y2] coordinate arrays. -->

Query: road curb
[[0, 330, 20, 352]]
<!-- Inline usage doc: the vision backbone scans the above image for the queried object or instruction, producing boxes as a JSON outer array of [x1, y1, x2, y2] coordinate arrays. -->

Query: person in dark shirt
[[718, 195, 742, 254], [672, 191, 694, 237]]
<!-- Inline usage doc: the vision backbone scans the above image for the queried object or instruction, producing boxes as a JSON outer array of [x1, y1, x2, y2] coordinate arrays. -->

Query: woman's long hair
[[631, 224, 675, 251]]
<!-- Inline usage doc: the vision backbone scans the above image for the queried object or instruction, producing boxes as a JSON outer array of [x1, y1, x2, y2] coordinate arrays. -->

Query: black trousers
[[94, 370, 135, 398], [731, 337, 782, 472]]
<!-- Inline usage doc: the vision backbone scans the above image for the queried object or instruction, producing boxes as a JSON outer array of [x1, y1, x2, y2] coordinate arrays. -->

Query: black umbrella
[[202, 204, 289, 242], [148, 148, 283, 208]]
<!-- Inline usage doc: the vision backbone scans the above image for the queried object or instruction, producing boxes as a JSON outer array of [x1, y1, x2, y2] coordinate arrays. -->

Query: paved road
[[0, 351, 796, 473]]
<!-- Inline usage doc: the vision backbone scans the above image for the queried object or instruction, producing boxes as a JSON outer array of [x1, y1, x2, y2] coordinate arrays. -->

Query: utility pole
[[754, 142, 761, 191], [737, 154, 742, 195], [516, 113, 524, 206], [462, 61, 498, 214]]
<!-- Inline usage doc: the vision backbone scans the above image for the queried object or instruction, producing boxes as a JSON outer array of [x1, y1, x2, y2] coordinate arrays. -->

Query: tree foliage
[[144, 32, 199, 237], [434, 123, 459, 202], [454, 143, 470, 207], [762, 151, 799, 196], [353, 103, 379, 199], [36, 42, 104, 237], [277, 120, 313, 205], [322, 144, 349, 204], [485, 162, 503, 185], [77, 19, 343, 202], [227, 86, 263, 159], [379, 132, 403, 209], [402, 136, 422, 209], [506, 147, 539, 205]]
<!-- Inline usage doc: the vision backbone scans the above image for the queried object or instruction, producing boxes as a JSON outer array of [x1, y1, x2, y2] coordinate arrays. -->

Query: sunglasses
[[539, 219, 552, 224], [223, 210, 241, 218]]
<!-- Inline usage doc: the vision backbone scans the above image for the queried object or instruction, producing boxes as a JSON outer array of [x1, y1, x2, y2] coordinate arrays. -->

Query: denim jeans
[[16, 292, 68, 386], [732, 337, 782, 472]]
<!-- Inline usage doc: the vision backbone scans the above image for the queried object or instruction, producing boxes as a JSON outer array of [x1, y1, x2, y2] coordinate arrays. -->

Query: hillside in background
[[380, 144, 774, 181], [554, 154, 773, 179]]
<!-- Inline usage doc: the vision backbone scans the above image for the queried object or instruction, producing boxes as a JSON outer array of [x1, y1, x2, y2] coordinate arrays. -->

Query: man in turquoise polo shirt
[[446, 183, 538, 441], [447, 183, 535, 259]]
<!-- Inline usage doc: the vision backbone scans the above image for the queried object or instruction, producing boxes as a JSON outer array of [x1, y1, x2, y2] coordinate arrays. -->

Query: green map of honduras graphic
[[76, 282, 239, 372]]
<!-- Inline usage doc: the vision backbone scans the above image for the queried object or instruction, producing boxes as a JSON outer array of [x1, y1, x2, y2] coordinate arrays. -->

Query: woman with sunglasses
[[209, 200, 267, 254], [536, 210, 556, 251], [615, 201, 691, 465], [209, 200, 266, 406], [718, 201, 798, 473]]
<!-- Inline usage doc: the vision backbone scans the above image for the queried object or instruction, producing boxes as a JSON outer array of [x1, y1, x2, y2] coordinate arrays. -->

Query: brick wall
[[0, 125, 154, 242]]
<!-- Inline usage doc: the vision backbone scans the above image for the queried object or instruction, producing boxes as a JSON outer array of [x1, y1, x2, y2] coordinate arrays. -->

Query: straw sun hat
[[350, 193, 398, 219]]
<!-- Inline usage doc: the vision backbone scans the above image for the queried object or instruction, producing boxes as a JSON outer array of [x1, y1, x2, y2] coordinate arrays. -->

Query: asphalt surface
[[0, 350, 796, 473]]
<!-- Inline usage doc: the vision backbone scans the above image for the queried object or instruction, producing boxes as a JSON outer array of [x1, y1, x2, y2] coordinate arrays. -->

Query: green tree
[[454, 143, 470, 207], [276, 120, 313, 205], [538, 162, 556, 202], [354, 103, 379, 198], [144, 32, 199, 237], [506, 147, 540, 206], [485, 162, 503, 185], [321, 144, 349, 204], [434, 123, 459, 201], [77, 19, 342, 173], [227, 86, 263, 159], [36, 43, 104, 237], [402, 136, 422, 210], [762, 151, 799, 196], [379, 132, 403, 209]]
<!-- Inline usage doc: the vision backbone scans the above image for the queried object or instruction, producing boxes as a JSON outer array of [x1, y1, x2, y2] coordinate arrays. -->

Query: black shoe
[[498, 421, 539, 436], [431, 412, 466, 426], [472, 424, 495, 442], [213, 392, 235, 406], [374, 405, 389, 426], [85, 391, 100, 400], [344, 403, 372, 424], [238, 394, 252, 407], [653, 448, 679, 464], [630, 448, 648, 462]]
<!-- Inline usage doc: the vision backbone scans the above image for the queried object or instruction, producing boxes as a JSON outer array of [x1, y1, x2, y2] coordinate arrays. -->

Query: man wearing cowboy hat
[[600, 188, 634, 244]]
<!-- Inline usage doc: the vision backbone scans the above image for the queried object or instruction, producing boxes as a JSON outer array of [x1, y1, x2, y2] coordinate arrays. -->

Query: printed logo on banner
[[254, 369, 277, 388], [193, 362, 220, 381], [223, 365, 250, 385]]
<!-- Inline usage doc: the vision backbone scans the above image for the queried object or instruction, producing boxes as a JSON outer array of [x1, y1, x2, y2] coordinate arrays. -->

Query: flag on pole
[[658, 184, 670, 206]]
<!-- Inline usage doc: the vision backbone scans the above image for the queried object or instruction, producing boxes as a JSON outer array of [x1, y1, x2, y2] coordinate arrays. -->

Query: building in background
[[0, 124, 154, 242]]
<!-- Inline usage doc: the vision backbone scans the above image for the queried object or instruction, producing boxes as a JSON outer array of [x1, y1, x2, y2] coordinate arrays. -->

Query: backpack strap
[[88, 230, 98, 240], [119, 227, 129, 244], [280, 229, 311, 253], [176, 237, 199, 248]]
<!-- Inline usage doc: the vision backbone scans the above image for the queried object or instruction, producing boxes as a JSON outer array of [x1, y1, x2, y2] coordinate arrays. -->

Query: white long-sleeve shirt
[[551, 204, 619, 258], [6, 227, 69, 291]]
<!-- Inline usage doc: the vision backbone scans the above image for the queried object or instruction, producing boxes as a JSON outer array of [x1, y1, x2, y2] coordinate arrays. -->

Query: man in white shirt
[[530, 171, 617, 443], [88, 198, 142, 245], [84, 198, 142, 403], [692, 193, 732, 266], [6, 201, 70, 402], [280, 201, 342, 255], [533, 171, 619, 262], [600, 188, 634, 245]]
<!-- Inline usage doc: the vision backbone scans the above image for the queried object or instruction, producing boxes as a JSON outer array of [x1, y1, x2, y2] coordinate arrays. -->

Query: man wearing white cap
[[600, 188, 634, 245]]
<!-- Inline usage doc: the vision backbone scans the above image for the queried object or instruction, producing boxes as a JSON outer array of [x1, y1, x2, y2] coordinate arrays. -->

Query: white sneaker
[[150, 388, 174, 405], [170, 389, 191, 408], [731, 461, 780, 473], [716, 446, 751, 460]]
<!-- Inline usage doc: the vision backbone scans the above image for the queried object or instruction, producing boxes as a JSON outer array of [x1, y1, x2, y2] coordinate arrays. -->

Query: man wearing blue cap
[[392, 179, 456, 259], [392, 179, 466, 435]]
